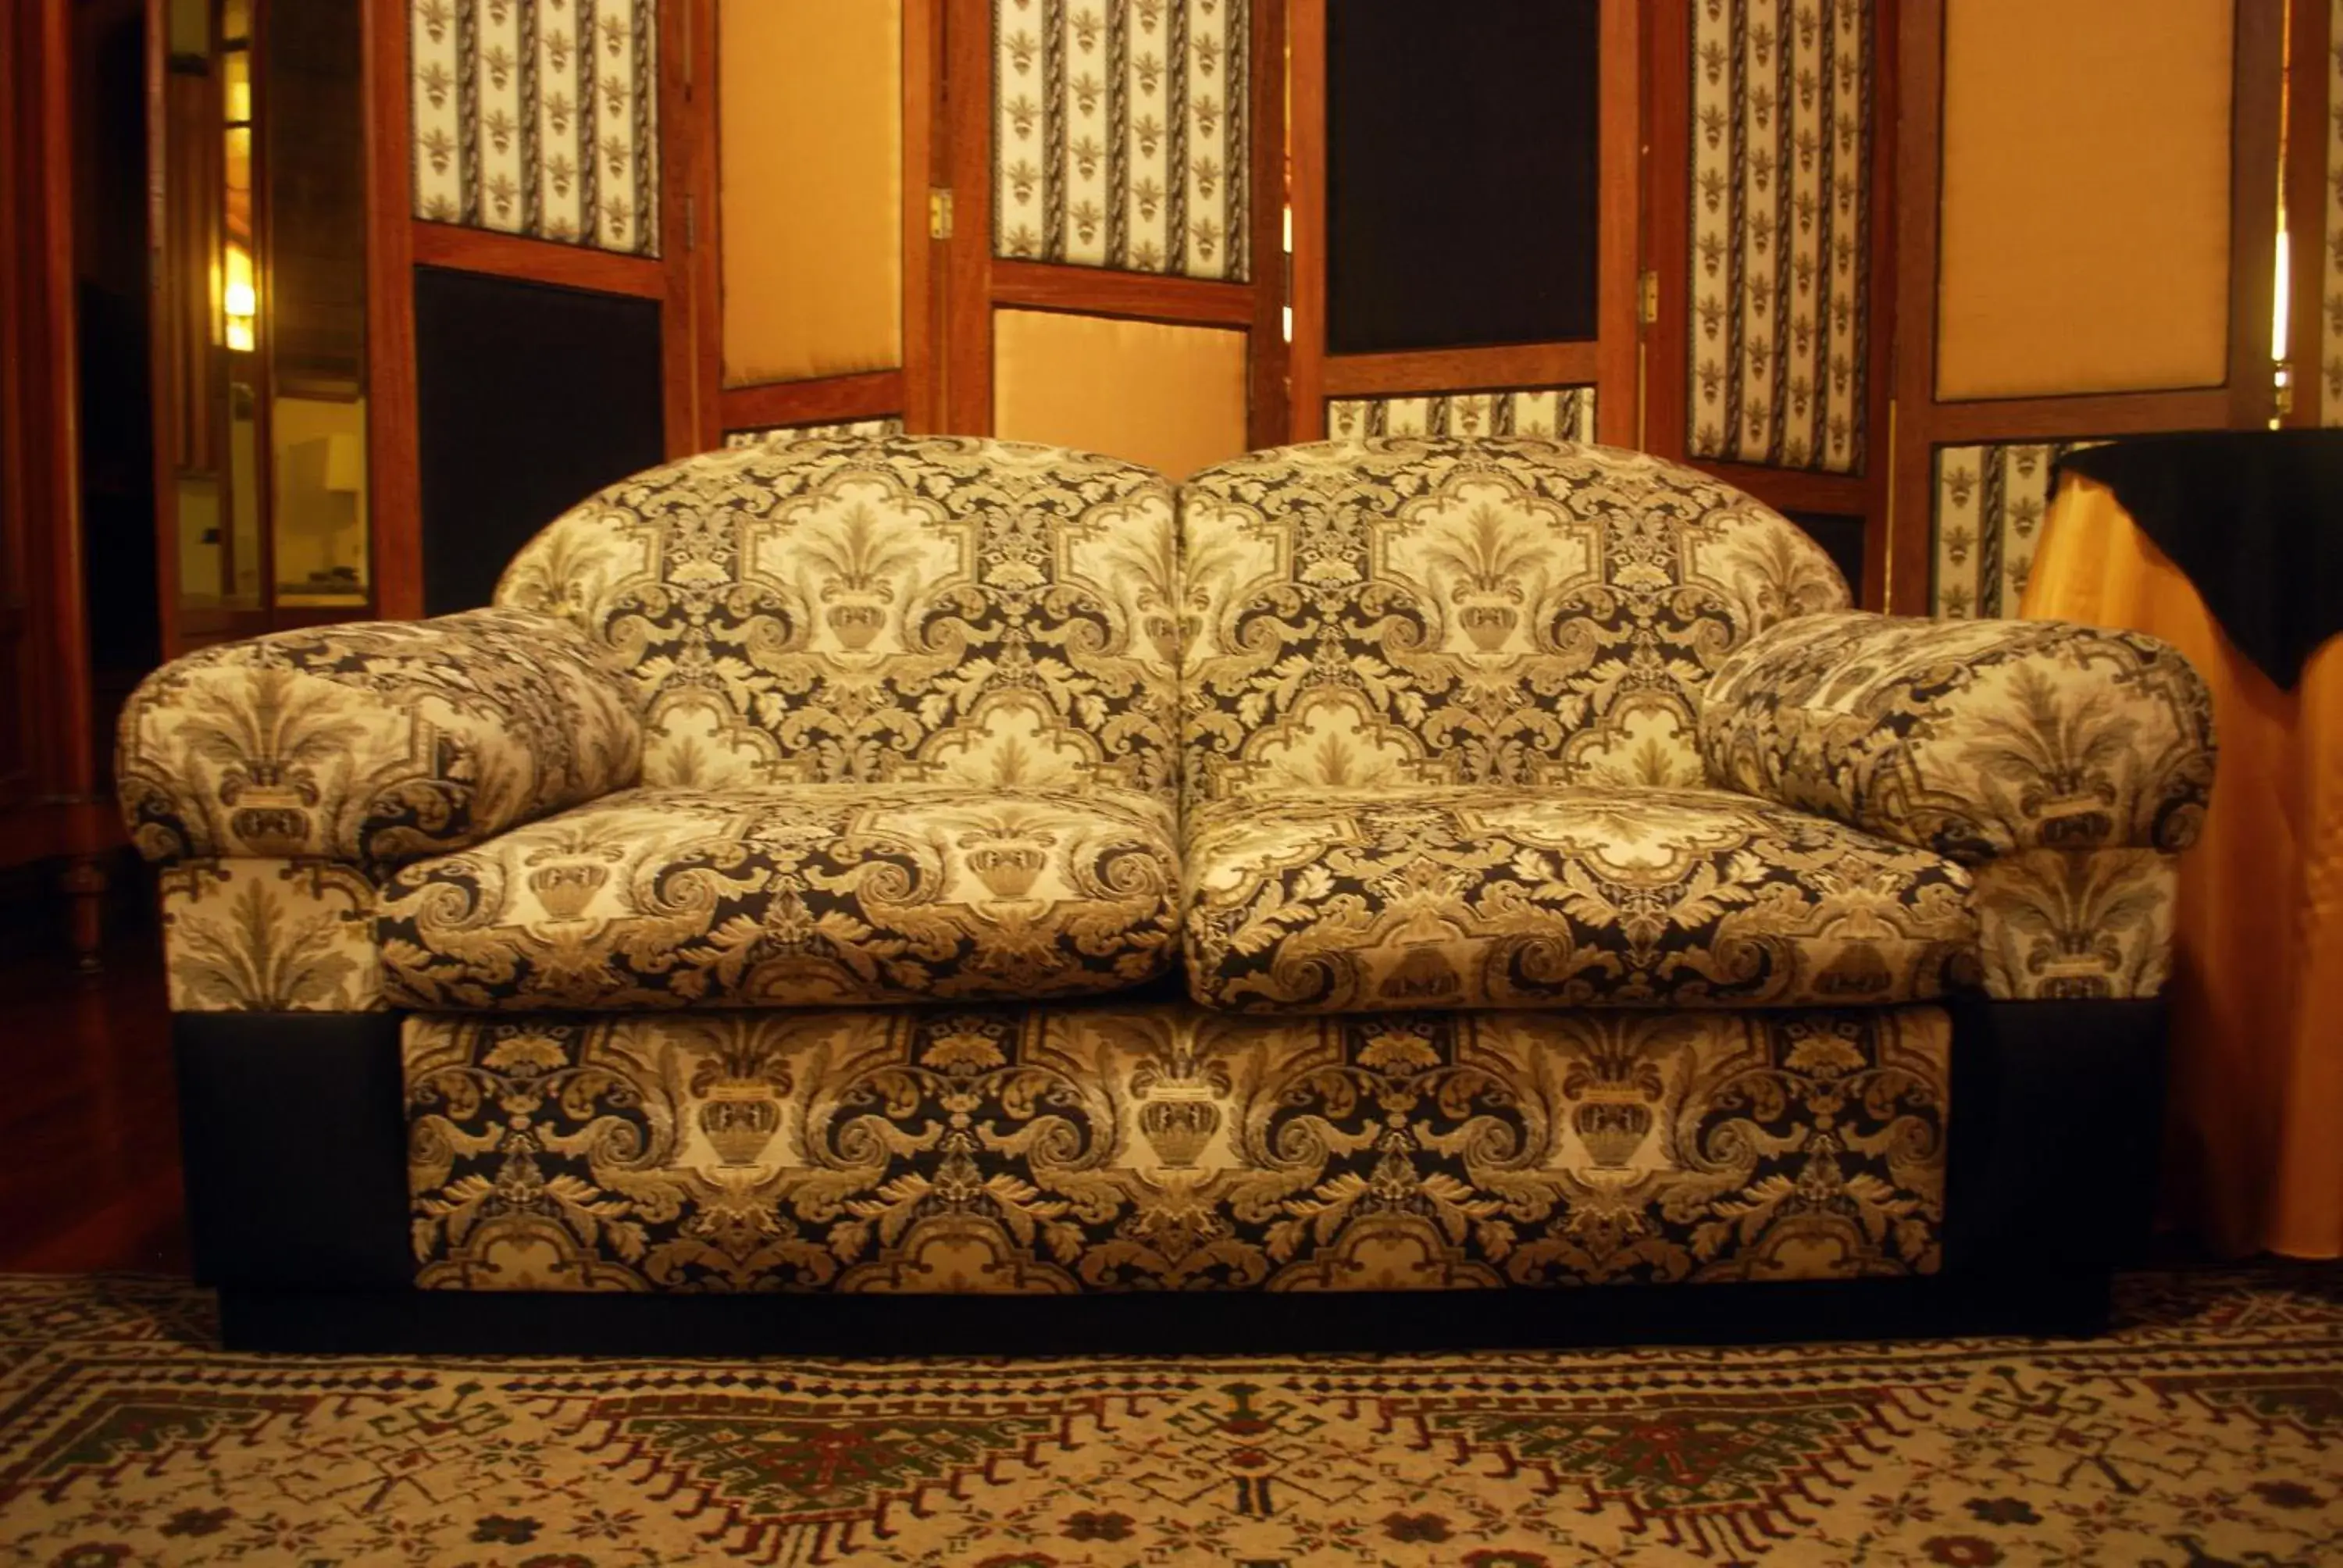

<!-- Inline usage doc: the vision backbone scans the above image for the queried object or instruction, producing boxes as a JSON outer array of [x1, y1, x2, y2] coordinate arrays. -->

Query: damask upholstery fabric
[[116, 608, 643, 875], [496, 437, 1179, 800], [160, 859, 383, 1013], [1969, 848, 2177, 1001], [1182, 786, 1976, 1014], [377, 785, 1179, 1010], [1701, 611, 2216, 863], [1179, 439, 1849, 808], [404, 1001, 1950, 1292]]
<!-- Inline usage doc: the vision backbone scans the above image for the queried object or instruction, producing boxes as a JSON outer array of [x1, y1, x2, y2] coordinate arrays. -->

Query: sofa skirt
[[173, 997, 2166, 1350]]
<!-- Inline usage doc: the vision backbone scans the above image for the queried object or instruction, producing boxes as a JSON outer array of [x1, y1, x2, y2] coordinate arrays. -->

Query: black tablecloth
[[2055, 431, 2343, 690]]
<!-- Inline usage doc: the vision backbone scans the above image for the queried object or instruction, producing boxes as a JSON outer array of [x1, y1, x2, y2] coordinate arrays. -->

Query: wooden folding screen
[[368, 0, 699, 618], [1286, 0, 1640, 452], [1642, 0, 1897, 604], [1888, 0, 2282, 618]]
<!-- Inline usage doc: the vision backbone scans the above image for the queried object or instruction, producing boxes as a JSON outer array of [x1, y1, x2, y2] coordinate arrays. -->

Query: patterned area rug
[[4, 1273, 2342, 1566]]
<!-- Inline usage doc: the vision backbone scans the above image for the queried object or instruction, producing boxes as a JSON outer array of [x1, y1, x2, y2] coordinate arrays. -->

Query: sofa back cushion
[[1179, 438, 1849, 804], [497, 436, 1180, 799]]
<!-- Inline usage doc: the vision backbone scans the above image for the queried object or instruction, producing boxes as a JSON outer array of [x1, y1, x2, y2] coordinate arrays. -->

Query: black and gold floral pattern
[[497, 437, 1180, 799], [116, 608, 643, 874], [378, 784, 1179, 1010], [1179, 439, 1849, 807], [160, 858, 383, 1012], [1701, 611, 2216, 863], [405, 1001, 1950, 1292], [1970, 848, 2177, 1001], [1183, 786, 1976, 1014]]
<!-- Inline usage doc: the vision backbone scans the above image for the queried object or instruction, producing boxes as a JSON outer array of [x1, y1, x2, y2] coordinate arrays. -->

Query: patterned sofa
[[119, 436, 2214, 1352]]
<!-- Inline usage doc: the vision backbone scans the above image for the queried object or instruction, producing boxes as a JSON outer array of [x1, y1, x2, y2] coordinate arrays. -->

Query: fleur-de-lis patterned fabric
[[1930, 441, 2105, 618], [1688, 0, 1872, 473], [722, 417, 906, 451], [1701, 612, 2216, 864], [1970, 848, 2177, 1001], [116, 608, 644, 874], [1182, 786, 1976, 1014], [993, 0, 1248, 280], [495, 437, 1181, 800], [161, 860, 385, 1013], [376, 785, 1179, 1010], [409, 0, 661, 255], [405, 1001, 1950, 1291], [1179, 439, 1851, 807], [1324, 387, 1597, 444]]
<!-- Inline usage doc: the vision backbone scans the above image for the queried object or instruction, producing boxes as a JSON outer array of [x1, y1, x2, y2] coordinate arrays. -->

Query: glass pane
[[266, 1, 369, 604]]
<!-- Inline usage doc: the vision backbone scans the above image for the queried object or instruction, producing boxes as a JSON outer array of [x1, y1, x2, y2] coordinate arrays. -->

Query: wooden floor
[[0, 933, 187, 1274]]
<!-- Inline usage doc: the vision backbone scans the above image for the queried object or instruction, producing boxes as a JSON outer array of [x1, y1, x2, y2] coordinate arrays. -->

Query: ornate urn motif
[[1455, 594, 1522, 653], [961, 830, 1057, 900], [1380, 944, 1462, 1002], [1131, 1053, 1232, 1169], [1564, 1049, 1667, 1170], [697, 1082, 783, 1167], [224, 782, 313, 857], [822, 592, 890, 650], [526, 861, 609, 920]]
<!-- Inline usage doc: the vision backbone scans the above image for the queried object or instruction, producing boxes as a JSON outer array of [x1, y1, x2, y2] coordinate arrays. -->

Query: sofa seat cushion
[[377, 785, 1179, 1009], [1183, 786, 1977, 1012]]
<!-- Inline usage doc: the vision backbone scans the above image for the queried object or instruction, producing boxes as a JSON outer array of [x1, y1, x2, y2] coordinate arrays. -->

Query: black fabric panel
[[2055, 431, 2343, 689], [175, 1012, 412, 1292], [413, 266, 665, 615], [216, 1274, 2114, 1357], [1942, 996, 2168, 1286], [1325, 2, 1600, 355], [1783, 509, 1866, 602]]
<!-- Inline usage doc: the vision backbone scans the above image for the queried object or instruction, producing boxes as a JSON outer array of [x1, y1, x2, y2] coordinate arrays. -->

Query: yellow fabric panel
[[719, 0, 902, 387], [992, 309, 1250, 480], [1936, 0, 2233, 401], [2024, 478, 2343, 1260]]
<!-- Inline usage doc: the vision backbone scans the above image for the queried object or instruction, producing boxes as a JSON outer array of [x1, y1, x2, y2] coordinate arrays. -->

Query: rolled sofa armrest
[[1699, 611, 2215, 864], [117, 606, 643, 874]]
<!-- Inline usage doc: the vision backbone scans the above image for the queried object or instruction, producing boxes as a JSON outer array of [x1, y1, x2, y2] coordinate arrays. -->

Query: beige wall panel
[[719, 0, 902, 387], [1935, 0, 2233, 401], [993, 309, 1249, 479]]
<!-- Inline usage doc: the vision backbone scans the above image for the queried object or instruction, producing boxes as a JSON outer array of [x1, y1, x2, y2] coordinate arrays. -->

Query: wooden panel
[[720, 370, 905, 433], [365, 0, 423, 619], [1322, 343, 1599, 398], [717, 0, 902, 386], [990, 259, 1254, 324], [993, 308, 1247, 478], [1936, 0, 2234, 401], [412, 267, 665, 614], [411, 219, 667, 297], [406, 0, 660, 255], [992, 0, 1252, 280]]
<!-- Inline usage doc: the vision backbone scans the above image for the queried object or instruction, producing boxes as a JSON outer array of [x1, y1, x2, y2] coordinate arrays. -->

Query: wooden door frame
[[2284, 0, 2330, 428], [940, 0, 1289, 447], [1885, 0, 2284, 614], [1286, 0, 1639, 445]]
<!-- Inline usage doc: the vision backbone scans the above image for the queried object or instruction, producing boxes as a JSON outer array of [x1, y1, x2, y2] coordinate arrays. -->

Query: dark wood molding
[[687, 0, 724, 452], [1593, 0, 1640, 447], [2225, 0, 2284, 429], [1857, 0, 1900, 611], [988, 260, 1257, 326], [719, 370, 907, 435], [1245, 0, 1287, 451], [409, 222, 671, 299], [1886, 0, 1945, 616], [942, 0, 994, 435], [658, 0, 702, 458], [1321, 342, 1603, 400], [141, 0, 180, 657], [1684, 461, 1871, 519], [29, 0, 91, 795], [363, 0, 423, 620], [902, 0, 943, 433], [1286, 0, 1325, 439], [1639, 0, 1692, 464]]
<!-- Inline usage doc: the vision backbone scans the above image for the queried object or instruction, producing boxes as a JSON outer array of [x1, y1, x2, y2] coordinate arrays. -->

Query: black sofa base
[[180, 996, 2168, 1357], [216, 1271, 2117, 1358]]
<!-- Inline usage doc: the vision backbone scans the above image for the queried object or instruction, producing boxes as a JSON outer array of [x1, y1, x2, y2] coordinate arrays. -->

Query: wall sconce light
[[223, 241, 256, 352]]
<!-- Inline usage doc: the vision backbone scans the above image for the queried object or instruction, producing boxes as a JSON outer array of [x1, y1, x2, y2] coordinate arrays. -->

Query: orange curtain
[[2022, 476, 2343, 1257]]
